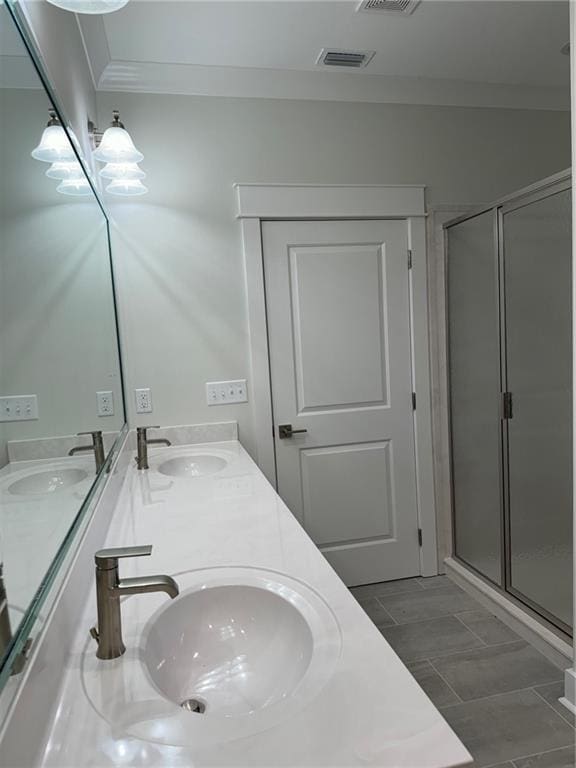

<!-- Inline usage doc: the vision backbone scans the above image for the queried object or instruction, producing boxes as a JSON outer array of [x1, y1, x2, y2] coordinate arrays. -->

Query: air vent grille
[[317, 48, 375, 69], [358, 0, 421, 15]]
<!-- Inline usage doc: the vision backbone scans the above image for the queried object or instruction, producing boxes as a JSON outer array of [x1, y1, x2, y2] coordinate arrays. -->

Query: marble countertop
[[38, 440, 472, 768]]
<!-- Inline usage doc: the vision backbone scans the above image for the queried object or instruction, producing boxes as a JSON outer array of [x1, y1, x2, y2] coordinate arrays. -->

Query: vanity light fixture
[[45, 0, 130, 14], [93, 111, 143, 164], [56, 178, 92, 196], [31, 109, 76, 163], [99, 162, 146, 181], [105, 179, 148, 197], [91, 110, 148, 195], [46, 160, 84, 180]]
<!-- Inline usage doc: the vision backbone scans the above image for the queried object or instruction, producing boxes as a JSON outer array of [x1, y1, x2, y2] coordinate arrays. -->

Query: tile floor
[[350, 576, 575, 768]]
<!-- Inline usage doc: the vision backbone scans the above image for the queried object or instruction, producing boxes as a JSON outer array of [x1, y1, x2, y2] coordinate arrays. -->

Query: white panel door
[[262, 219, 420, 585]]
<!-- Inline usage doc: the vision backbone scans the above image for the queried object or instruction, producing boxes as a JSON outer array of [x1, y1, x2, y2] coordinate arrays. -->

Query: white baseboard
[[445, 557, 572, 671]]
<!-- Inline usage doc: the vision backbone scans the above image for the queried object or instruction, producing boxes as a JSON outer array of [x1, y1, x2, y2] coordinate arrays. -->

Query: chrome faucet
[[89, 545, 179, 660], [136, 426, 171, 470], [69, 430, 106, 474]]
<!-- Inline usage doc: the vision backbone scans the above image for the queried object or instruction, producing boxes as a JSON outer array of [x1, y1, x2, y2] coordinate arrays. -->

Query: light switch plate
[[206, 380, 248, 406], [0, 395, 39, 422], [97, 391, 114, 417], [135, 388, 152, 414]]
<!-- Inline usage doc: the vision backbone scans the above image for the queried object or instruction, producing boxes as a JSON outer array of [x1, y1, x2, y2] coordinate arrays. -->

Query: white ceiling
[[83, 0, 571, 109]]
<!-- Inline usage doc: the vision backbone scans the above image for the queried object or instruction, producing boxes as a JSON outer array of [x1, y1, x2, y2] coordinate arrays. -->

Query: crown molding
[[96, 59, 570, 111]]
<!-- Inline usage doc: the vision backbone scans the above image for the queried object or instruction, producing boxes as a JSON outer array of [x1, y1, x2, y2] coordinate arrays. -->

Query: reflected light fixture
[[56, 178, 92, 196], [99, 162, 145, 181], [93, 111, 143, 164], [106, 179, 148, 196], [31, 109, 76, 163], [45, 0, 130, 14], [46, 160, 84, 180]]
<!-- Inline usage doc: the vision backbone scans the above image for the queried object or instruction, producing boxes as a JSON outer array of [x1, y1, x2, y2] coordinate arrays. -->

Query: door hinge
[[418, 528, 423, 547], [502, 391, 513, 420], [412, 392, 416, 411], [407, 249, 413, 270]]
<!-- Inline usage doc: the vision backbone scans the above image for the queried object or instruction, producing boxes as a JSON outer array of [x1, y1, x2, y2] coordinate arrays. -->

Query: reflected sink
[[143, 584, 313, 716], [157, 454, 227, 478], [8, 467, 89, 496]]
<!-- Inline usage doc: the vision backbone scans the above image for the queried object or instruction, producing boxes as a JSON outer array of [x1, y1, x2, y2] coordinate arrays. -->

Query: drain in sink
[[180, 697, 207, 714]]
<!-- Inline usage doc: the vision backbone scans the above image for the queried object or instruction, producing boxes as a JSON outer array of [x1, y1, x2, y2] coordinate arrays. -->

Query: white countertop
[[38, 440, 472, 768], [0, 456, 95, 625]]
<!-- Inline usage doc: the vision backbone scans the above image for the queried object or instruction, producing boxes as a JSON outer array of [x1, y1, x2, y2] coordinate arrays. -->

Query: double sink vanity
[[0, 4, 471, 765], [2, 424, 471, 768]]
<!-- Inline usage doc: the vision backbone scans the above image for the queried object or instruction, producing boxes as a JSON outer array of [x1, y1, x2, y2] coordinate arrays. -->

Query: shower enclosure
[[446, 169, 572, 635]]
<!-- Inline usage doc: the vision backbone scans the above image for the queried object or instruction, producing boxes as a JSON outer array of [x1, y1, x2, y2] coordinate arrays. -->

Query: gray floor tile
[[358, 597, 396, 627], [442, 689, 574, 767], [456, 610, 520, 645], [417, 575, 456, 590], [380, 615, 484, 662], [378, 584, 478, 623], [350, 579, 423, 600], [514, 746, 576, 768], [431, 642, 562, 701], [406, 660, 461, 707], [487, 764, 515, 768], [534, 682, 576, 727]]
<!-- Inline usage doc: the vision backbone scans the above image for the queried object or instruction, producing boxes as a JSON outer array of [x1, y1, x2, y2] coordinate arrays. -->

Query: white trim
[[97, 60, 570, 112], [239, 183, 438, 577], [408, 218, 438, 576], [241, 218, 276, 485], [446, 557, 572, 672], [235, 184, 426, 220]]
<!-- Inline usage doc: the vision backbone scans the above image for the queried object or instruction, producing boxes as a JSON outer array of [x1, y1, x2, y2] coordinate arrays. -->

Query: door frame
[[236, 183, 438, 576]]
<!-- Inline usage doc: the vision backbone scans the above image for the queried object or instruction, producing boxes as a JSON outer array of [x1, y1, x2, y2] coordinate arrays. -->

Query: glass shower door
[[503, 187, 573, 631], [448, 211, 503, 585]]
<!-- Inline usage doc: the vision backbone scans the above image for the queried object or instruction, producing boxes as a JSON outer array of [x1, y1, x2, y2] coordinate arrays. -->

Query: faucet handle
[[95, 544, 152, 570], [78, 430, 103, 440]]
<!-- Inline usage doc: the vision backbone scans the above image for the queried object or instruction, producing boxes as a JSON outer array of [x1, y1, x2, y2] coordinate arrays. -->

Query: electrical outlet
[[97, 390, 114, 417], [0, 395, 38, 422], [135, 387, 152, 414], [206, 380, 248, 406]]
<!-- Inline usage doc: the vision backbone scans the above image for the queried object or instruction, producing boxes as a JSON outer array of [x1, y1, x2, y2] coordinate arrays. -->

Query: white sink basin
[[83, 567, 342, 747], [157, 454, 227, 478], [143, 584, 313, 715], [8, 467, 89, 496]]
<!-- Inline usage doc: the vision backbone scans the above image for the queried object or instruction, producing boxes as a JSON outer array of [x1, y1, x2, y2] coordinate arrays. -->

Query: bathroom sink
[[83, 567, 341, 747], [8, 467, 88, 496], [157, 454, 227, 478], [143, 584, 313, 715]]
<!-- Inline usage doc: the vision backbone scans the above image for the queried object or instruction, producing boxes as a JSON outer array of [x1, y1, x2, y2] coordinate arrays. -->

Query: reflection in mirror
[[0, 5, 125, 681]]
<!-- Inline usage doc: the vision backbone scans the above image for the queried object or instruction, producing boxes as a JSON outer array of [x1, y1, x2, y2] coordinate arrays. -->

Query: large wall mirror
[[0, 4, 126, 686]]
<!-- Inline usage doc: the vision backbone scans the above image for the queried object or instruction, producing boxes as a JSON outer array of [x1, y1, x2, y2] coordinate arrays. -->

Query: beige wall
[[98, 91, 571, 456]]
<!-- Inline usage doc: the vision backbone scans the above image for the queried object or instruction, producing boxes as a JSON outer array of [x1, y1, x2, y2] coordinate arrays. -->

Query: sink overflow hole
[[181, 697, 207, 714]]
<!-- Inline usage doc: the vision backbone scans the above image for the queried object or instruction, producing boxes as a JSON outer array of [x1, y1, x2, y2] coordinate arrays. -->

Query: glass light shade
[[106, 179, 148, 196], [93, 127, 143, 164], [31, 125, 76, 163], [46, 161, 84, 180], [45, 0, 130, 14], [99, 162, 145, 181], [56, 178, 92, 196]]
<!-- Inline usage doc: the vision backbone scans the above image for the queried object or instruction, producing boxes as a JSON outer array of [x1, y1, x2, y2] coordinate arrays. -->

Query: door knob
[[278, 424, 308, 439]]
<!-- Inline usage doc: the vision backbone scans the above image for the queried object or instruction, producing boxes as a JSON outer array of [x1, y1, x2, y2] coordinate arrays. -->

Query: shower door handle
[[502, 392, 513, 420]]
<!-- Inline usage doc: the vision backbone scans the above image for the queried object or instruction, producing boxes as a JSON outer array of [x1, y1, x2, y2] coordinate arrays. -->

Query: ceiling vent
[[357, 0, 421, 15], [317, 48, 375, 69]]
